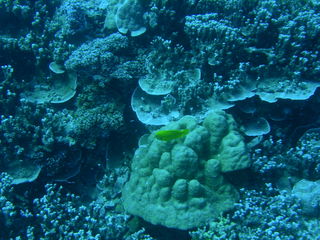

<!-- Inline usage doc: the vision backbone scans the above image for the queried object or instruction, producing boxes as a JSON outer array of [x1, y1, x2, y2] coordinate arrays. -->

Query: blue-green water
[[0, 0, 320, 239]]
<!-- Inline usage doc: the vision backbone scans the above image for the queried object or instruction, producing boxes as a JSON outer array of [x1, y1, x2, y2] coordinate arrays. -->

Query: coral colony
[[1, 0, 320, 239]]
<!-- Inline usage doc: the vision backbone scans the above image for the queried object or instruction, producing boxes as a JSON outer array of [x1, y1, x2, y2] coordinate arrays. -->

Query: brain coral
[[122, 111, 250, 230]]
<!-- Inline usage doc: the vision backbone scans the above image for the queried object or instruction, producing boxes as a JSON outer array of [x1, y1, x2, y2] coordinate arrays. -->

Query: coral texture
[[122, 111, 249, 229]]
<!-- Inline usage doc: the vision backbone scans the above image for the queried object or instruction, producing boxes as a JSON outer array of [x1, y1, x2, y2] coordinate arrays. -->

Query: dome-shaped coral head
[[155, 129, 190, 141]]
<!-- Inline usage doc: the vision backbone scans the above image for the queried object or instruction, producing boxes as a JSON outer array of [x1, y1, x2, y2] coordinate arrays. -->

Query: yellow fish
[[155, 129, 190, 141]]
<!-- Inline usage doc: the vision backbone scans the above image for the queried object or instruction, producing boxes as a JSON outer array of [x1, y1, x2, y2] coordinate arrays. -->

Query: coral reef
[[122, 111, 249, 229], [64, 33, 129, 75], [1, 0, 320, 239], [131, 0, 320, 125], [190, 185, 320, 240], [292, 179, 320, 217], [0, 172, 130, 239]]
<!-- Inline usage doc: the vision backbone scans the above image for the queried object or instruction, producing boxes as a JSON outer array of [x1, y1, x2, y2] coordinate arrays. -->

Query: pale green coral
[[122, 111, 250, 230]]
